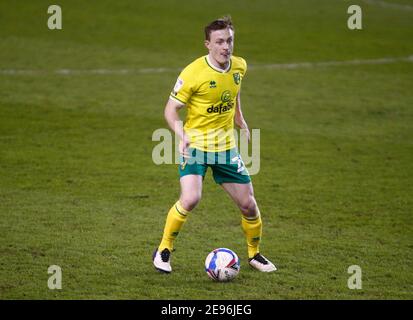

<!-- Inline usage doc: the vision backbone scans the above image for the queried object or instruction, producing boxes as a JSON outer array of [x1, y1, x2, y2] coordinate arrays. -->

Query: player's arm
[[235, 90, 251, 142], [164, 98, 190, 158]]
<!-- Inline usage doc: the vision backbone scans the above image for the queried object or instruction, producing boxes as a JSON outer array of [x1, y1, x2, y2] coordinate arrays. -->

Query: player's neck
[[207, 54, 230, 72]]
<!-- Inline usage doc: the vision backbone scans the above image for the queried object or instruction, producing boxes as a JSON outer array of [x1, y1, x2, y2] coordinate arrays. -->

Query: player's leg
[[179, 174, 203, 211], [159, 174, 203, 250], [221, 182, 277, 272], [153, 174, 203, 273], [221, 182, 261, 256]]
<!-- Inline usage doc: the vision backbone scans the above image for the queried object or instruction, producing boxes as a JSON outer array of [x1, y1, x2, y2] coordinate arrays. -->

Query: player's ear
[[204, 40, 210, 50]]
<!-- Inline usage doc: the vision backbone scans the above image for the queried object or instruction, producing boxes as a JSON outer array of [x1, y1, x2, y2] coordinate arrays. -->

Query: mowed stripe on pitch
[[361, 0, 413, 12], [0, 55, 412, 75]]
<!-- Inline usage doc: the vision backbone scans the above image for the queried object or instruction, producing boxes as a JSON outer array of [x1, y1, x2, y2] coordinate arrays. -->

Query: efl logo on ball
[[205, 248, 240, 282]]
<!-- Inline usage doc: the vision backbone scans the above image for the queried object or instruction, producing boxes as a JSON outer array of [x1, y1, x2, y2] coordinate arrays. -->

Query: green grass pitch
[[0, 0, 412, 299]]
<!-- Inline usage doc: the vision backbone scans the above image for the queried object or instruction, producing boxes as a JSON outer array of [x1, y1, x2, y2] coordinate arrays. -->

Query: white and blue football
[[205, 248, 240, 282]]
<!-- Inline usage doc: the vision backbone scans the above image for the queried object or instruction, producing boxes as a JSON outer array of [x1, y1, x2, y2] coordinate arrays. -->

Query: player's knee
[[239, 196, 258, 217], [180, 193, 201, 211]]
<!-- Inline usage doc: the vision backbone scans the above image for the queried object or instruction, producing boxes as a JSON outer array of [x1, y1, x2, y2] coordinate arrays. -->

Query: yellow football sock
[[158, 201, 190, 251], [241, 213, 262, 259]]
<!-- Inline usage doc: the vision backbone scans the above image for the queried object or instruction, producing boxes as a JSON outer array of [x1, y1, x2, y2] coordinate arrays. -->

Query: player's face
[[205, 28, 234, 67]]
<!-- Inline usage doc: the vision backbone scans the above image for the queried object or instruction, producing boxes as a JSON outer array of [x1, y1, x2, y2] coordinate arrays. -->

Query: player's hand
[[179, 134, 190, 159], [241, 128, 251, 143]]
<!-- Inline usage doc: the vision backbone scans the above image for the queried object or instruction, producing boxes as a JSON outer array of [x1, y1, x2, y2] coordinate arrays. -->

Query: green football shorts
[[178, 148, 251, 184]]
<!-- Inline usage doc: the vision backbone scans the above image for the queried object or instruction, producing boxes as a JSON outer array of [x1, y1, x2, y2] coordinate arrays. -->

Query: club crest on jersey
[[209, 80, 217, 88], [233, 73, 240, 85]]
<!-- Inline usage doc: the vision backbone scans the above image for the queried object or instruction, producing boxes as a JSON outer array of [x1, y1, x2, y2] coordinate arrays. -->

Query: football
[[205, 248, 240, 282]]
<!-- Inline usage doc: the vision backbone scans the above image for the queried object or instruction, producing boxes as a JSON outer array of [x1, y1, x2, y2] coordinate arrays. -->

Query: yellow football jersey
[[170, 55, 247, 152]]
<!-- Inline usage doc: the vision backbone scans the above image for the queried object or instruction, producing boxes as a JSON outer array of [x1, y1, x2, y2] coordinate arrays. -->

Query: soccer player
[[153, 16, 277, 273]]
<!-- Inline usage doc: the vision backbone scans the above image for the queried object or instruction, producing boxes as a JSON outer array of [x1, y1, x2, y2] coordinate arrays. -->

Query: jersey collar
[[205, 55, 232, 73]]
